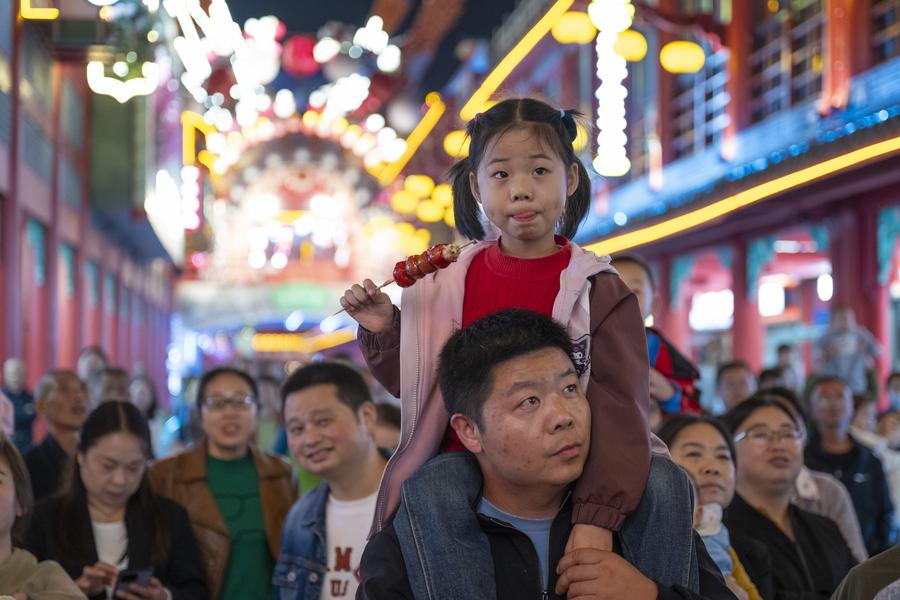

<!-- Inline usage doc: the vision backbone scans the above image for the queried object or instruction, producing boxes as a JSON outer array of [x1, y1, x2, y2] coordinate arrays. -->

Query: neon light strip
[[251, 328, 356, 353], [459, 0, 574, 121], [377, 92, 445, 186], [20, 0, 59, 20], [181, 110, 216, 166], [585, 135, 900, 255], [86, 62, 159, 104]]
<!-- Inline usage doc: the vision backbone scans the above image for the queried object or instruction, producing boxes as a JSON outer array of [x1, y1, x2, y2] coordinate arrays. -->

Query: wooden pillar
[[657, 0, 677, 166], [799, 278, 818, 373], [849, 0, 872, 75], [657, 257, 692, 353], [821, 0, 856, 112], [731, 240, 764, 372], [3, 0, 23, 362], [859, 206, 891, 405], [47, 61, 63, 370], [829, 210, 867, 320], [829, 207, 890, 401], [723, 0, 751, 159]]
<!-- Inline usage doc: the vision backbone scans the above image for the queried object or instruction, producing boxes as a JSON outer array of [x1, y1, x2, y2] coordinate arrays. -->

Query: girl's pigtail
[[448, 158, 486, 240], [558, 159, 592, 239]]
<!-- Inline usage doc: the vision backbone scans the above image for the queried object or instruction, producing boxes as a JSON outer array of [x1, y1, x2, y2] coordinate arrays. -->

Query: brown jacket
[[148, 442, 296, 599]]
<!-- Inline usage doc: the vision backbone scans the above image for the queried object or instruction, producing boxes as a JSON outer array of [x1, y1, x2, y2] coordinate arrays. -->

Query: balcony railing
[[749, 0, 823, 124], [873, 0, 900, 65], [671, 48, 731, 160]]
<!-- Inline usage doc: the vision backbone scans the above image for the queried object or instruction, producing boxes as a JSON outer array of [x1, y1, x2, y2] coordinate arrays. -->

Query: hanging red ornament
[[282, 35, 319, 77]]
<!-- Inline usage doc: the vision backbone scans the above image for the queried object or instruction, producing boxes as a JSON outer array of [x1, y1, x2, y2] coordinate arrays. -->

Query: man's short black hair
[[376, 403, 401, 429], [758, 367, 784, 385], [886, 371, 900, 388], [611, 253, 656, 291], [280, 361, 372, 415], [716, 360, 755, 386], [806, 375, 851, 405], [437, 308, 575, 429], [78, 345, 107, 361], [776, 343, 793, 354], [197, 366, 259, 410]]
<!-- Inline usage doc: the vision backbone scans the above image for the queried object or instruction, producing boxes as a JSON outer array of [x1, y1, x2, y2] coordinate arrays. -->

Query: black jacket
[[357, 498, 736, 600], [24, 494, 208, 600], [804, 432, 895, 555], [23, 434, 70, 502], [728, 528, 775, 600], [724, 494, 855, 600]]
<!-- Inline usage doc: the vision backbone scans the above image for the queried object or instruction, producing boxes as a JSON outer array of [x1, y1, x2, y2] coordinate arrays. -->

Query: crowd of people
[[1, 97, 899, 599]]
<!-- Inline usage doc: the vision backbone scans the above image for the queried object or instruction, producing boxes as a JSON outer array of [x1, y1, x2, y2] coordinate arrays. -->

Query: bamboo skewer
[[329, 240, 476, 318]]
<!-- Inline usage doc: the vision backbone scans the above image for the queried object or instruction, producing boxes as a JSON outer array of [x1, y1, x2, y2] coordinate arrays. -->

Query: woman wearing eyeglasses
[[659, 414, 773, 600], [722, 396, 856, 599], [149, 367, 296, 600]]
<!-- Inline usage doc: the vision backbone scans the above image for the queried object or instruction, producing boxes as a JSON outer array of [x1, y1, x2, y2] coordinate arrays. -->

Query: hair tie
[[559, 109, 577, 143]]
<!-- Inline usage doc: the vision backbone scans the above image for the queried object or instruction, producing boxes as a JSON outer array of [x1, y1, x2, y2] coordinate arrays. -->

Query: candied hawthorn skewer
[[333, 240, 475, 316]]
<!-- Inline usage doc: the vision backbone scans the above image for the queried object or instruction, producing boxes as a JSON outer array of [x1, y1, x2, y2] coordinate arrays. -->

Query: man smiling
[[358, 309, 734, 600], [272, 361, 387, 599]]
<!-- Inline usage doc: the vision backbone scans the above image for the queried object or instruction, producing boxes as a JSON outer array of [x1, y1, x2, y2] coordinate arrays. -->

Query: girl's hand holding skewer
[[340, 278, 395, 333]]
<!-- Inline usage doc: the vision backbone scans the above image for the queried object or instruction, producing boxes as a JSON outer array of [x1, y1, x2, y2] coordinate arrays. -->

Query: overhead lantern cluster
[[549, 3, 706, 177], [443, 130, 470, 158], [550, 7, 705, 75], [390, 176, 455, 228]]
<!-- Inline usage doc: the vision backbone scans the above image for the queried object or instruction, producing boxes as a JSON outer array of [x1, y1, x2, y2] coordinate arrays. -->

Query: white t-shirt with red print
[[320, 491, 378, 600]]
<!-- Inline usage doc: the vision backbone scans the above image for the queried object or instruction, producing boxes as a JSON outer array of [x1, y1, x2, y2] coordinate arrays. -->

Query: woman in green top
[[150, 367, 296, 600]]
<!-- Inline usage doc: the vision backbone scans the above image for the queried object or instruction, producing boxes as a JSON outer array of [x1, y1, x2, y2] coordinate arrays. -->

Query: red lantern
[[282, 35, 319, 77], [206, 66, 236, 99]]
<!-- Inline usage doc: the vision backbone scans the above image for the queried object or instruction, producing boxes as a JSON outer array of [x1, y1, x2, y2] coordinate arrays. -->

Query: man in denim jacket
[[358, 309, 736, 600], [272, 362, 388, 600]]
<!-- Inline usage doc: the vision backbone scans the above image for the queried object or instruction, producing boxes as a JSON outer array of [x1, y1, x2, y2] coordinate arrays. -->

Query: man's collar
[[475, 489, 573, 524]]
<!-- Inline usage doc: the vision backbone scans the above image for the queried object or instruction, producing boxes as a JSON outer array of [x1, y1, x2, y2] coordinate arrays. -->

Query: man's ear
[[450, 413, 484, 454], [358, 402, 378, 436], [34, 396, 47, 420], [468, 171, 481, 204], [650, 291, 661, 323]]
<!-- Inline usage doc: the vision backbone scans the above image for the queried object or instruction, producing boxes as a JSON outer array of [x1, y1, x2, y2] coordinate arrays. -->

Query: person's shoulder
[[32, 494, 62, 516], [792, 502, 846, 538], [27, 496, 62, 539], [22, 437, 47, 463], [864, 545, 900, 572], [587, 270, 634, 311], [289, 483, 329, 518], [367, 521, 400, 550], [150, 445, 194, 470], [836, 546, 900, 600], [254, 449, 294, 477], [153, 495, 194, 528], [356, 522, 413, 600]]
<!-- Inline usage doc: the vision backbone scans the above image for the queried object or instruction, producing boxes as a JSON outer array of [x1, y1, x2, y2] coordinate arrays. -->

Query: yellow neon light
[[459, 0, 574, 121], [197, 150, 219, 180], [251, 329, 356, 353], [87, 62, 159, 104], [377, 92, 445, 186], [20, 0, 58, 20], [181, 110, 216, 166], [585, 135, 900, 256]]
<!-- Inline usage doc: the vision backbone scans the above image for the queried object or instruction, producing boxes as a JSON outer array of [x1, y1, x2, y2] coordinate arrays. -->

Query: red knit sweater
[[444, 238, 572, 450]]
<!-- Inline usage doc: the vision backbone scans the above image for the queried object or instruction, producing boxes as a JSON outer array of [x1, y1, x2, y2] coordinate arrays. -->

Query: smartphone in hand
[[112, 568, 152, 596]]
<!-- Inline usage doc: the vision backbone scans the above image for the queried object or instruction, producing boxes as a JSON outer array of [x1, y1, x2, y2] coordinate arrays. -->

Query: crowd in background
[[0, 252, 899, 599]]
